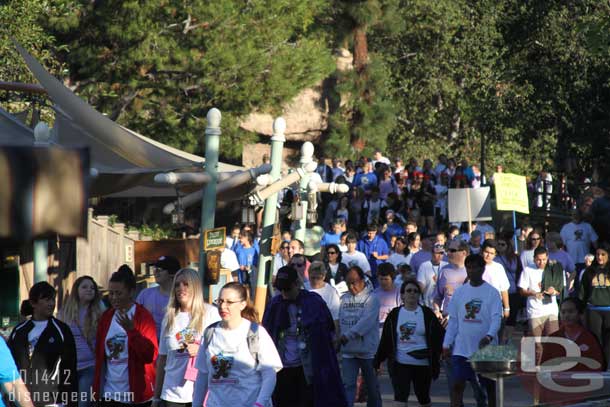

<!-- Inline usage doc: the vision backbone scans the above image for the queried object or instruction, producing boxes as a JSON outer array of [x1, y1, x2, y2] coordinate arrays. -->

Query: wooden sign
[[203, 227, 226, 251]]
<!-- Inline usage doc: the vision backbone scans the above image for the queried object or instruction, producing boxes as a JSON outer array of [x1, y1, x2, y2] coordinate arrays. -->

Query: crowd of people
[[0, 150, 608, 407]]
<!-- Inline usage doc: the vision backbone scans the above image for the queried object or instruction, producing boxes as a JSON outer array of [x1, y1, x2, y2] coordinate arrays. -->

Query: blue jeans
[[342, 357, 382, 407], [444, 357, 487, 407], [78, 365, 95, 407]]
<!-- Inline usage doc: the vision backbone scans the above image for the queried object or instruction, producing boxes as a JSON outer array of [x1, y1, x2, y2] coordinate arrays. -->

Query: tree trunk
[[353, 25, 369, 73], [350, 24, 369, 151]]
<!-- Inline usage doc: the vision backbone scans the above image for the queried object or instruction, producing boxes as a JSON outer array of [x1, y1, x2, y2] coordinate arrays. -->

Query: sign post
[[203, 227, 226, 286]]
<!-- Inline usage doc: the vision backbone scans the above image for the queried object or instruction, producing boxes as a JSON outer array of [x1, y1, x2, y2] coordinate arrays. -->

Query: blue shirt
[[353, 172, 378, 191], [357, 235, 390, 274], [320, 232, 341, 247], [0, 338, 20, 407], [236, 246, 258, 270], [383, 223, 404, 244]]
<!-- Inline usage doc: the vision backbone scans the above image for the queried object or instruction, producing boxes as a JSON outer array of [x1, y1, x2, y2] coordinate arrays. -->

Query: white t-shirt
[[482, 261, 510, 294], [341, 251, 371, 274], [104, 305, 135, 401], [221, 249, 240, 272], [195, 319, 282, 407], [518, 267, 559, 319], [309, 284, 341, 320], [396, 307, 429, 366], [443, 283, 502, 358], [388, 253, 410, 269], [417, 260, 448, 308], [560, 221, 598, 264], [28, 320, 48, 350], [159, 305, 221, 402]]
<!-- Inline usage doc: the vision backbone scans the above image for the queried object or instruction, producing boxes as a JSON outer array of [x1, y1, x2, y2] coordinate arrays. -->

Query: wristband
[[503, 308, 510, 312]]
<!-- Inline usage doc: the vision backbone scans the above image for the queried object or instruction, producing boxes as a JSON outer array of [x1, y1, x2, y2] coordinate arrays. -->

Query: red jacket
[[93, 303, 158, 403]]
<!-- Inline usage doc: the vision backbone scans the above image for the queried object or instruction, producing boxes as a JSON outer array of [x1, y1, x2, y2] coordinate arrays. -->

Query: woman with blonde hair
[[153, 268, 220, 407], [59, 276, 106, 407]]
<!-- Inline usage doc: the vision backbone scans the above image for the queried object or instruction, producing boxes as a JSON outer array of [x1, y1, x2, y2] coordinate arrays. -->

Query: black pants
[[272, 366, 313, 407], [391, 362, 432, 404], [100, 399, 151, 407], [164, 402, 191, 407]]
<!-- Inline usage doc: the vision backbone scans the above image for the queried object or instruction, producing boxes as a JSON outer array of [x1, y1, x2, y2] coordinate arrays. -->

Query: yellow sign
[[494, 173, 529, 214]]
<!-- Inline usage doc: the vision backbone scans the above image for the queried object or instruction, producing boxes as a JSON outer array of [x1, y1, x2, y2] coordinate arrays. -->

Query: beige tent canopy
[[9, 42, 243, 198]]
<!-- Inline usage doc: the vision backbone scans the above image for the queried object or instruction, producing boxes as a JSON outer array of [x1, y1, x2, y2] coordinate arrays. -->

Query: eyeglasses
[[531, 237, 541, 241], [217, 299, 243, 306], [280, 246, 289, 250], [404, 289, 420, 294], [327, 251, 337, 255]]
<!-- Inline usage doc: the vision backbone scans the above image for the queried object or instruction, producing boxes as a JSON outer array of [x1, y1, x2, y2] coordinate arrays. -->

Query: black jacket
[[374, 304, 444, 379], [324, 261, 349, 285], [8, 317, 78, 407]]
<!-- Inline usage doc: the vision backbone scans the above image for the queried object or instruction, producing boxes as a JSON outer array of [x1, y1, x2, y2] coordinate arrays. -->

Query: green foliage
[[46, 0, 335, 160]]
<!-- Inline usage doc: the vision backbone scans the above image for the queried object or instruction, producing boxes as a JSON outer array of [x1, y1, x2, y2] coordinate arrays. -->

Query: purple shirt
[[435, 264, 468, 315], [136, 286, 170, 338], [373, 287, 402, 327], [410, 250, 432, 274], [68, 308, 96, 370]]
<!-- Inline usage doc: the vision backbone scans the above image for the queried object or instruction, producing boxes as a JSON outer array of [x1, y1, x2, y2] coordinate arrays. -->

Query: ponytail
[[220, 282, 259, 322]]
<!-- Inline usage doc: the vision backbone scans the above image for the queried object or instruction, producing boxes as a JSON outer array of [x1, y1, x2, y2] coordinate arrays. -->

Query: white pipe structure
[[250, 162, 317, 206], [162, 163, 273, 214], [308, 181, 350, 194], [154, 172, 212, 185]]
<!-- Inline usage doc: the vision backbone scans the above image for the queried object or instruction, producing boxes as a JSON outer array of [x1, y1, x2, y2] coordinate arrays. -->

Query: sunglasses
[[531, 237, 541, 241], [327, 251, 337, 255], [448, 248, 459, 253], [404, 289, 420, 294], [280, 246, 289, 249]]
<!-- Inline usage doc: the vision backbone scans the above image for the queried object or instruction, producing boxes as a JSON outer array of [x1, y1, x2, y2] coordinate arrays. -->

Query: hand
[[434, 310, 443, 320], [116, 310, 135, 332], [479, 335, 492, 349], [442, 347, 452, 359], [545, 287, 557, 296], [503, 309, 510, 319], [340, 335, 349, 346], [440, 316, 449, 329], [372, 251, 378, 259], [186, 343, 200, 357]]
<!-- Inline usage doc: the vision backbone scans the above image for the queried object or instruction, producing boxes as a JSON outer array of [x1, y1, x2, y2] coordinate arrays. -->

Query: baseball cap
[[150, 255, 181, 275], [274, 266, 299, 291], [433, 243, 445, 254]]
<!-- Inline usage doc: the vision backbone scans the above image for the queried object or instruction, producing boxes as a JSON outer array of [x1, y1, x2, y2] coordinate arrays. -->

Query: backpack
[[203, 321, 260, 365]]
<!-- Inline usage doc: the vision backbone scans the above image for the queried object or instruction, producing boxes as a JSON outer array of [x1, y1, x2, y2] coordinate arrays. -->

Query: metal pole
[[254, 118, 286, 314], [33, 122, 51, 283], [199, 108, 221, 283], [481, 133, 486, 185], [294, 142, 314, 243]]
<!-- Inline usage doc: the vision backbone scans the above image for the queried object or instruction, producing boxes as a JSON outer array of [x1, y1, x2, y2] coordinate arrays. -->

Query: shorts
[[450, 355, 477, 383]]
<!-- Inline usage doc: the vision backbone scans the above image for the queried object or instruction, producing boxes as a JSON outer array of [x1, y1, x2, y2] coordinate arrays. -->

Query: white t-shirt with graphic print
[[395, 307, 428, 366], [103, 304, 135, 401], [159, 304, 221, 402], [194, 319, 282, 407]]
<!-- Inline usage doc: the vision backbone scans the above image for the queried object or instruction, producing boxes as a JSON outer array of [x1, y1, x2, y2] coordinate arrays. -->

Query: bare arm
[[1, 378, 34, 407]]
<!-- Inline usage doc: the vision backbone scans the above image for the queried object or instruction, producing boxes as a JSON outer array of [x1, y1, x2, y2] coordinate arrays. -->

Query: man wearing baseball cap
[[136, 255, 181, 338]]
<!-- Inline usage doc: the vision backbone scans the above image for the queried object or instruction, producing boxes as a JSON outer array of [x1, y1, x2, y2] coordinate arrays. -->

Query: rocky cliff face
[[240, 49, 353, 166]]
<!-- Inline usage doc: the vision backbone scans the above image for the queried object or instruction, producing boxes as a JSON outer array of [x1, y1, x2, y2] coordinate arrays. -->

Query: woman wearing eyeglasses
[[520, 231, 544, 270], [374, 277, 444, 406], [193, 282, 282, 407], [153, 269, 220, 407]]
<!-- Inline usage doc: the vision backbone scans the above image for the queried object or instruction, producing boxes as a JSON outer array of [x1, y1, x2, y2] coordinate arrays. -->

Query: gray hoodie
[[339, 285, 380, 359]]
